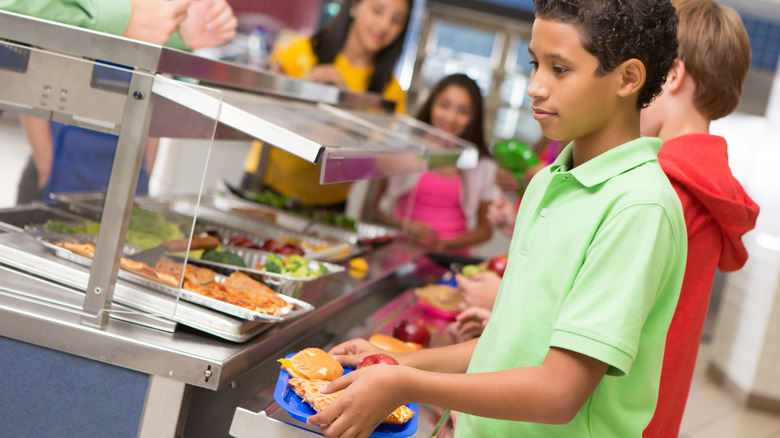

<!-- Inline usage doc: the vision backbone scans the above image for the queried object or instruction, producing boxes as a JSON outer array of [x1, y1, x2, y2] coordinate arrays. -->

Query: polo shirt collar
[[549, 137, 662, 188]]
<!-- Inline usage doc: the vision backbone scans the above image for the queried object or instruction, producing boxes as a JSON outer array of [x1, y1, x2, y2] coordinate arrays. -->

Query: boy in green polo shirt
[[310, 1, 686, 436]]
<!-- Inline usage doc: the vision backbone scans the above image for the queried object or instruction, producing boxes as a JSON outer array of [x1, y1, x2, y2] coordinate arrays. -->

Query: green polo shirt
[[0, 0, 187, 49], [457, 137, 686, 437]]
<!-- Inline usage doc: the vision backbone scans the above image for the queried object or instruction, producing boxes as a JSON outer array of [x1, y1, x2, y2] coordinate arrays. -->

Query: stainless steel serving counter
[[0, 233, 443, 437]]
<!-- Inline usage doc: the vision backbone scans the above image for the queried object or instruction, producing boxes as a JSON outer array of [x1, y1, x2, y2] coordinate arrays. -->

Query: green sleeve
[[164, 32, 190, 51], [0, 0, 189, 50], [0, 0, 131, 35]]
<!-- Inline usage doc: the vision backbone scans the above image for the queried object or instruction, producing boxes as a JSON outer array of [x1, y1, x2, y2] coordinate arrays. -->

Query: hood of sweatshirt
[[658, 134, 759, 271]]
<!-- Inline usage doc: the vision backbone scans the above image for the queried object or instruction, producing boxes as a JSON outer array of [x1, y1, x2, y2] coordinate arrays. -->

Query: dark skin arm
[[315, 340, 608, 438]]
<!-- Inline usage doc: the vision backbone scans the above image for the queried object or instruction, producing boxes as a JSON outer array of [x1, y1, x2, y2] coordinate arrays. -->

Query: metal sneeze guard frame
[[0, 9, 479, 329]]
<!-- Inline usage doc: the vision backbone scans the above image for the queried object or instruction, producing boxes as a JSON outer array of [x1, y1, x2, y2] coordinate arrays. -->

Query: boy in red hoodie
[[640, 1, 760, 436]]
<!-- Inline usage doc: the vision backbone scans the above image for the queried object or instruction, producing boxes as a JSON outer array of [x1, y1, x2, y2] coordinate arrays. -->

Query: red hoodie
[[645, 134, 760, 437]]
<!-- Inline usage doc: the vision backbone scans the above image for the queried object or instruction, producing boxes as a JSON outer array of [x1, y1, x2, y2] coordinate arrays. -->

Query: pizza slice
[[183, 279, 283, 315], [223, 271, 290, 309], [287, 376, 414, 425], [155, 258, 215, 285], [54, 241, 96, 259]]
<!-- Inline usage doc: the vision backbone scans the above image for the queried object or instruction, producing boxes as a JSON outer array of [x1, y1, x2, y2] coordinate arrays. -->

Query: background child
[[371, 74, 500, 254], [640, 1, 760, 436], [241, 0, 412, 210], [311, 1, 685, 437]]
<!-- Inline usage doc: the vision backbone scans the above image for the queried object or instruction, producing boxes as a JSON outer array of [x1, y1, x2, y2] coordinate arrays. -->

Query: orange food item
[[368, 333, 424, 353], [288, 376, 414, 424], [223, 271, 289, 309], [155, 258, 215, 285], [53, 240, 290, 316]]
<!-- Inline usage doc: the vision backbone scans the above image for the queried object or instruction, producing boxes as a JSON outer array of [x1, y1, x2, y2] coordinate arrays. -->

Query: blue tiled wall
[[743, 14, 780, 71], [477, 0, 780, 72]]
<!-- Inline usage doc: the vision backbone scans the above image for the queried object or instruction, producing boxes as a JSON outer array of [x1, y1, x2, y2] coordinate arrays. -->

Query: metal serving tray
[[182, 247, 345, 300], [213, 187, 400, 244], [0, 202, 92, 233], [49, 192, 174, 219], [169, 200, 348, 256], [38, 234, 315, 323]]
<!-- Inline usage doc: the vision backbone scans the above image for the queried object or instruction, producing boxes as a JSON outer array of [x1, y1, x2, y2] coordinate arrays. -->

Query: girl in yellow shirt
[[243, 0, 412, 208]]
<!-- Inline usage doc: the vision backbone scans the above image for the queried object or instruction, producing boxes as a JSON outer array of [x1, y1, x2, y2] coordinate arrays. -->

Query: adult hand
[[179, 0, 238, 50], [329, 338, 391, 369], [456, 271, 501, 310], [486, 196, 517, 237], [124, 0, 189, 45], [304, 65, 348, 88], [309, 365, 408, 438]]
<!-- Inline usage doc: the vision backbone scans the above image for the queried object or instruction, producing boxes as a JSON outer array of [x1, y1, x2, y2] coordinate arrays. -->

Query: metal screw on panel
[[133, 91, 144, 100], [94, 287, 102, 295], [204, 367, 213, 382]]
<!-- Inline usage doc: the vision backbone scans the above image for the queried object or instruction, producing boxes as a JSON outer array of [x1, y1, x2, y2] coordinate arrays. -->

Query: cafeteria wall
[[705, 51, 780, 412]]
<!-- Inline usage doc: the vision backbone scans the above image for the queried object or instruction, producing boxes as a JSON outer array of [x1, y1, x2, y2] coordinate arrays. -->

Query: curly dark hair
[[533, 0, 678, 108]]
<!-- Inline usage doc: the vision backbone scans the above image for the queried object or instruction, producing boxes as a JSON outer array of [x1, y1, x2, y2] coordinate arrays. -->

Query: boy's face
[[527, 18, 624, 144]]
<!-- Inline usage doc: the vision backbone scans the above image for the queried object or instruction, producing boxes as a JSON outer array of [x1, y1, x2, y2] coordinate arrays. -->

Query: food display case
[[0, 10, 470, 438]]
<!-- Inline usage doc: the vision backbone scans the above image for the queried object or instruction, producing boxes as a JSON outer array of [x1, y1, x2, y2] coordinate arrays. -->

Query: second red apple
[[393, 317, 431, 347], [357, 353, 399, 369]]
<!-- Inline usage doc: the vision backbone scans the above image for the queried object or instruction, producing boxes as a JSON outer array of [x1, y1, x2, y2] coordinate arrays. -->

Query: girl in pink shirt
[[373, 74, 500, 254]]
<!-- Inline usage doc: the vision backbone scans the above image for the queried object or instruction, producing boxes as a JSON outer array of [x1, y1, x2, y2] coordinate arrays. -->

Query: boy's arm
[[312, 346, 607, 436], [329, 337, 478, 374]]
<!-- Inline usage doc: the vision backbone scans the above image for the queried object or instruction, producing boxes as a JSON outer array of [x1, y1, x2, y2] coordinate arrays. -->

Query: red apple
[[228, 234, 252, 247], [487, 254, 508, 277], [357, 353, 399, 369], [393, 317, 431, 347]]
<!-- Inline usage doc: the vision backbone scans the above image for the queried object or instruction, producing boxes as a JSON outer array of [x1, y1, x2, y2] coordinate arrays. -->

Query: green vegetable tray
[[183, 247, 345, 299]]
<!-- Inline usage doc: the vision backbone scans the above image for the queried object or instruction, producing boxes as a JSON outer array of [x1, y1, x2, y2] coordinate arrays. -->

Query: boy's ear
[[615, 58, 646, 99], [664, 59, 686, 93]]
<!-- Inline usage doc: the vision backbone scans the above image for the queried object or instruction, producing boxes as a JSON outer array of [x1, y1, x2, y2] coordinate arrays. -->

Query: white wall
[[709, 50, 780, 400], [0, 112, 30, 207]]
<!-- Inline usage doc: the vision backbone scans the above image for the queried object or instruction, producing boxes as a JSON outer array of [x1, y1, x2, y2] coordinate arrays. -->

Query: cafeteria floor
[[679, 341, 780, 438]]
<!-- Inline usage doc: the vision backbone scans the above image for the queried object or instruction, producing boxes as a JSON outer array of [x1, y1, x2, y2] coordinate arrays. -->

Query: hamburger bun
[[415, 284, 461, 313], [368, 333, 424, 353], [279, 348, 343, 381]]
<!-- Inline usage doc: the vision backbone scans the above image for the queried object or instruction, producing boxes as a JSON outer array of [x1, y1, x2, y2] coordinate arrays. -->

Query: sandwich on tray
[[279, 347, 414, 425]]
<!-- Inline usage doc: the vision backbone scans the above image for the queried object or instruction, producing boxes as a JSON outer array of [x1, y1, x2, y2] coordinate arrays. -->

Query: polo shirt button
[[540, 208, 549, 217]]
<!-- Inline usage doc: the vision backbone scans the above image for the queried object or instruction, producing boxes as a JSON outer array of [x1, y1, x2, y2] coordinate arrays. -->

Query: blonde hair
[[674, 0, 751, 120]]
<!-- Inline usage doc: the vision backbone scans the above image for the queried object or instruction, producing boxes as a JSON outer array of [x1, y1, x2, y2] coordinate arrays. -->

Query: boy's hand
[[308, 365, 408, 438], [450, 306, 492, 340], [179, 0, 237, 49], [328, 338, 390, 369], [486, 196, 517, 237], [456, 271, 501, 310], [124, 0, 190, 45]]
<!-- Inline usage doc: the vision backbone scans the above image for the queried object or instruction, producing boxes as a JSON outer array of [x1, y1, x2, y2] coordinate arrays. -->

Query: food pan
[[182, 246, 345, 299], [213, 189, 400, 244], [38, 234, 315, 322]]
